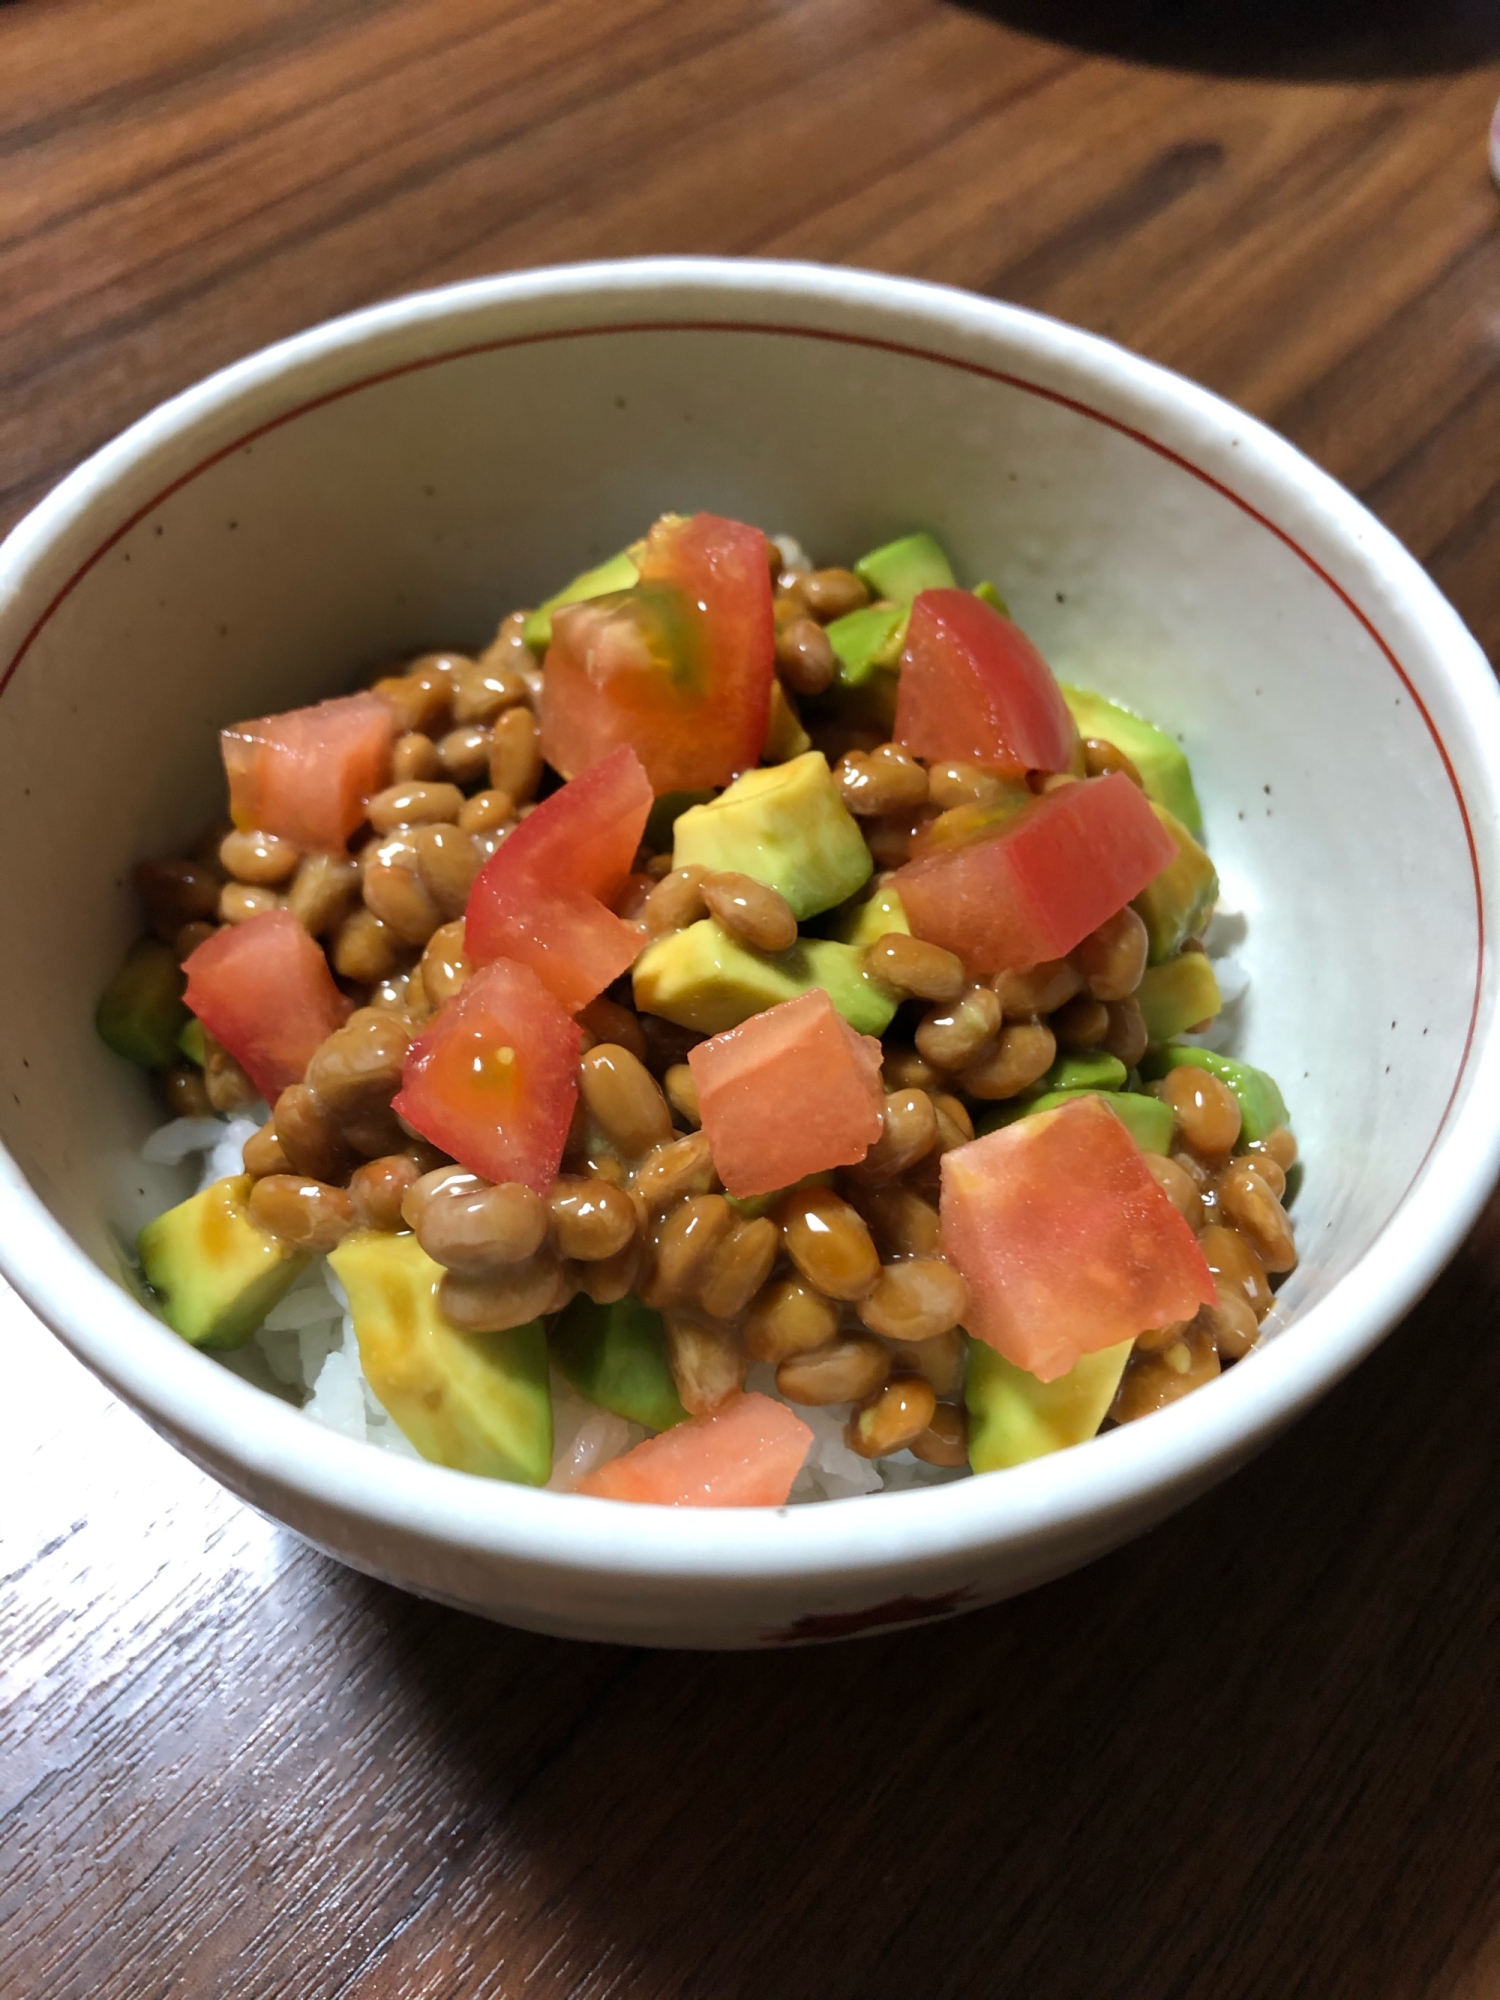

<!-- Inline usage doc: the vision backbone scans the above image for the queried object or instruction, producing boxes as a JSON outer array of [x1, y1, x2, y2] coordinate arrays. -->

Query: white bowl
[[3, 258, 1498, 1648]]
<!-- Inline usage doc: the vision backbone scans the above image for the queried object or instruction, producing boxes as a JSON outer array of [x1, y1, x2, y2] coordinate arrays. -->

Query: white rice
[[139, 903, 1250, 1498]]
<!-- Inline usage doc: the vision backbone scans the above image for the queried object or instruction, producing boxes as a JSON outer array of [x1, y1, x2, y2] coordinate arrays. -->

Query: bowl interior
[[0, 277, 1484, 1433]]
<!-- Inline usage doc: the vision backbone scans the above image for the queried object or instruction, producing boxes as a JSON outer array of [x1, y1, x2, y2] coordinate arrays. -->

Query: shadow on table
[[358, 1201, 1500, 1999], [953, 0, 1500, 78]]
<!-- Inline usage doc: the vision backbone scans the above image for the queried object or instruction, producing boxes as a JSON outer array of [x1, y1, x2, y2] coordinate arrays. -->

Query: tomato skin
[[897, 772, 1176, 976], [182, 909, 351, 1102], [221, 691, 394, 851], [577, 1391, 813, 1506], [539, 514, 774, 792], [894, 591, 1076, 776], [688, 989, 885, 1198], [392, 958, 581, 1194], [940, 1095, 1216, 1381], [465, 745, 653, 1013]]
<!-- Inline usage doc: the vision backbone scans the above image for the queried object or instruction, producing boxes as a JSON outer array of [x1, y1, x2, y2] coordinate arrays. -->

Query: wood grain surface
[[4, 4, 1500, 1995]]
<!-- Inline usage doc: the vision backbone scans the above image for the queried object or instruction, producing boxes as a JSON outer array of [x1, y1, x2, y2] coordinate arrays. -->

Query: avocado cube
[[328, 1230, 552, 1484], [633, 919, 898, 1037], [852, 531, 956, 601], [644, 789, 715, 852], [826, 604, 908, 687], [978, 1088, 1174, 1155], [1137, 953, 1222, 1044], [671, 751, 872, 919], [1141, 1045, 1288, 1143], [522, 545, 641, 652], [1043, 1049, 1128, 1094], [827, 879, 909, 949], [763, 679, 812, 763], [139, 1174, 309, 1350], [1133, 804, 1218, 964], [1061, 685, 1203, 835], [551, 1294, 687, 1432], [96, 939, 189, 1069], [178, 1016, 208, 1066], [966, 1334, 1134, 1471], [972, 581, 1010, 614]]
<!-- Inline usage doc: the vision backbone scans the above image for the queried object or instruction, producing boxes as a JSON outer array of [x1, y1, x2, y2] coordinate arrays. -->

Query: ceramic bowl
[[3, 259, 1498, 1648]]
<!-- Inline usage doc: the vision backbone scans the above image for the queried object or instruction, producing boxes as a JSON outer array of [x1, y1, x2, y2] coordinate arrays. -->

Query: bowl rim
[[3, 254, 1499, 1595]]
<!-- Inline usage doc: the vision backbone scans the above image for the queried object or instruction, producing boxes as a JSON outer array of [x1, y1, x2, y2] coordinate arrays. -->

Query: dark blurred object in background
[[956, 0, 1500, 78]]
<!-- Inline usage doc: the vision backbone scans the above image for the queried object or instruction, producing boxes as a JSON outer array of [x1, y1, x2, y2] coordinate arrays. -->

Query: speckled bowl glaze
[[3, 259, 1499, 1648]]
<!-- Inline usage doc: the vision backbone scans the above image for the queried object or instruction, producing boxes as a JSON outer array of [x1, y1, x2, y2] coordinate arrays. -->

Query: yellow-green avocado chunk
[[1061, 685, 1203, 835], [633, 918, 898, 1036], [852, 531, 956, 600], [1137, 953, 1222, 1044], [328, 1231, 552, 1484], [551, 1294, 687, 1432], [522, 546, 641, 652], [965, 1335, 1134, 1471], [139, 1173, 309, 1350], [96, 939, 189, 1068], [827, 878, 910, 949], [672, 751, 872, 919], [1133, 804, 1218, 964]]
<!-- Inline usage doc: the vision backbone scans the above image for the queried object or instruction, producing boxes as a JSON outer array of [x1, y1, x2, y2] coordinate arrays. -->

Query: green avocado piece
[[328, 1230, 552, 1484], [966, 1334, 1134, 1472], [1133, 804, 1218, 964], [972, 581, 1010, 614], [853, 531, 956, 601], [633, 919, 898, 1037], [1043, 1049, 1128, 1094], [1061, 685, 1203, 835], [826, 603, 909, 687], [1140, 1045, 1288, 1143], [1137, 954, 1222, 1044], [1097, 1090, 1175, 1154], [826, 879, 909, 949], [139, 1174, 309, 1350], [522, 546, 641, 652], [178, 1016, 208, 1067], [645, 789, 714, 852], [671, 751, 872, 918], [763, 679, 812, 763], [96, 939, 189, 1069], [977, 1088, 1174, 1154], [551, 1294, 688, 1432]]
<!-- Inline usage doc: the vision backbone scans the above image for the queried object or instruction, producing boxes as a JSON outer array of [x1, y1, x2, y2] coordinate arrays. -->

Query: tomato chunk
[[940, 1095, 1216, 1381], [897, 773, 1176, 976], [465, 745, 653, 1012], [221, 691, 394, 852], [182, 909, 350, 1103], [688, 988, 885, 1198], [577, 1391, 813, 1506], [540, 513, 774, 793], [393, 959, 581, 1193], [894, 590, 1076, 776]]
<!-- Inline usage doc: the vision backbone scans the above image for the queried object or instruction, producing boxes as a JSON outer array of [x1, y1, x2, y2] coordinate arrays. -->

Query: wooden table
[[5, 6, 1500, 1994]]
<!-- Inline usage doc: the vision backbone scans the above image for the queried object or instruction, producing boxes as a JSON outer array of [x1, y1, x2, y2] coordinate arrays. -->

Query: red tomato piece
[[897, 773, 1176, 976], [539, 513, 774, 793], [182, 910, 351, 1103], [465, 746, 654, 1013], [688, 989, 885, 1198], [392, 958, 580, 1194], [221, 691, 394, 852], [941, 1095, 1216, 1381], [894, 590, 1076, 776], [577, 1391, 813, 1506]]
